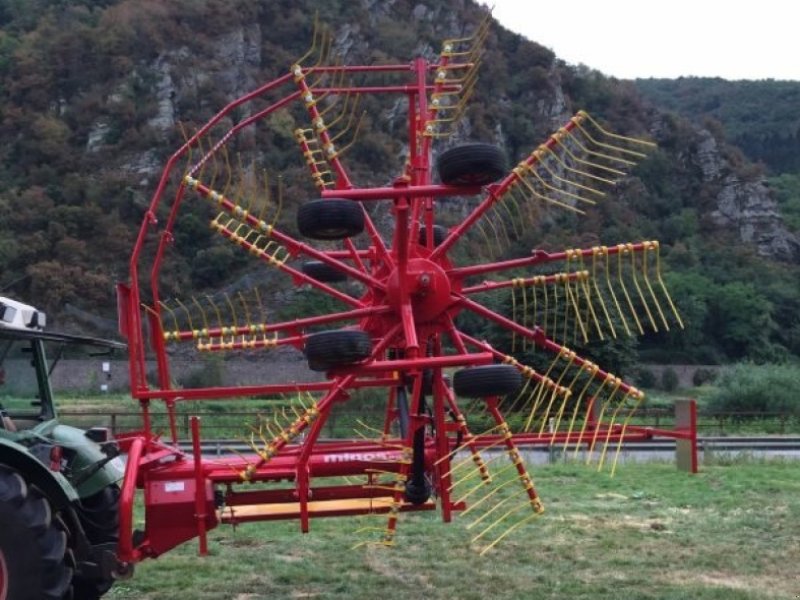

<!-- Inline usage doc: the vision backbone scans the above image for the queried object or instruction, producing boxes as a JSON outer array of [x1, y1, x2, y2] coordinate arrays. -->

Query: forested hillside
[[0, 0, 798, 366], [636, 77, 800, 173]]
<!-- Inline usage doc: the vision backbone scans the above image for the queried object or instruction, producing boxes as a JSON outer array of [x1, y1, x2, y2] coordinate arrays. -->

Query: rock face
[[711, 174, 800, 261], [693, 129, 800, 261]]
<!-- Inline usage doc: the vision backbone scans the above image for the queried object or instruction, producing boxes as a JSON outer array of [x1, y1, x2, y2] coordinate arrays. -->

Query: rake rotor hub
[[385, 258, 456, 325]]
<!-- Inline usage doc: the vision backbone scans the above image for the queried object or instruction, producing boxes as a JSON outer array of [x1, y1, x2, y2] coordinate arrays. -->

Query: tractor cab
[[0, 297, 131, 600]]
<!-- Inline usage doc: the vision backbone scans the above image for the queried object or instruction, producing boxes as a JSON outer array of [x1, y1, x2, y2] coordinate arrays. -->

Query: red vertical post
[[675, 399, 699, 474], [190, 416, 209, 555]]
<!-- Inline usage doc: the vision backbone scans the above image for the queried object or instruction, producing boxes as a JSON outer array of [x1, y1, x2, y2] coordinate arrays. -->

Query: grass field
[[106, 459, 800, 600]]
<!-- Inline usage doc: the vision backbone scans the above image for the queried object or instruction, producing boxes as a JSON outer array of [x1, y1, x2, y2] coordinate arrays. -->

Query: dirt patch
[[663, 570, 797, 598]]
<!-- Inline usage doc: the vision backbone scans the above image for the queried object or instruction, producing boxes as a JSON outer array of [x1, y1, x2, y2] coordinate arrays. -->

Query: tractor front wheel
[[0, 465, 72, 600], [72, 485, 121, 600]]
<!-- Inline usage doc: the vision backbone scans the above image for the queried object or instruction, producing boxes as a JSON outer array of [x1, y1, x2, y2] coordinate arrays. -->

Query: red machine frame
[[115, 21, 697, 565]]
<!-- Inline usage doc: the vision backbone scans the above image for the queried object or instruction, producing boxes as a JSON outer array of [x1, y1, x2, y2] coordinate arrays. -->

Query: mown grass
[[107, 460, 800, 600]]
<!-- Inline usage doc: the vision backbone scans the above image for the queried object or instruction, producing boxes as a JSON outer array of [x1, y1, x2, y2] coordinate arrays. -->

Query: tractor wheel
[[297, 199, 364, 240], [437, 143, 507, 186], [301, 260, 347, 283], [305, 329, 372, 372], [0, 465, 72, 600], [72, 485, 120, 600], [418, 225, 448, 248], [453, 364, 522, 398]]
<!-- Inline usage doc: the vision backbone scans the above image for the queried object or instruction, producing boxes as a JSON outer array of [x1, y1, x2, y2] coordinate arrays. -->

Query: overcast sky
[[484, 0, 799, 81]]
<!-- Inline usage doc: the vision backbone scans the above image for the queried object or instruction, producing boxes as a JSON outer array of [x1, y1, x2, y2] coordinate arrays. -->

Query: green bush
[[635, 368, 657, 389], [706, 363, 800, 417], [661, 368, 680, 392], [692, 367, 717, 386]]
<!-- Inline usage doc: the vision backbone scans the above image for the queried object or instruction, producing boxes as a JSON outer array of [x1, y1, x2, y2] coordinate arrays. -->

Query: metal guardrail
[[57, 408, 800, 439]]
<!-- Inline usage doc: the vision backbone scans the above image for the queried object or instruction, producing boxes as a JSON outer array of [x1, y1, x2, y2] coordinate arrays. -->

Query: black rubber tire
[[453, 364, 523, 398], [305, 329, 372, 372], [0, 465, 72, 600], [301, 260, 348, 283], [72, 485, 120, 599], [418, 225, 448, 248], [297, 199, 364, 240], [437, 143, 507, 186]]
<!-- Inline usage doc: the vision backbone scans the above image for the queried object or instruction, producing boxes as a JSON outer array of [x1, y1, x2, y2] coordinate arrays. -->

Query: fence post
[[675, 399, 698, 474], [111, 413, 117, 436]]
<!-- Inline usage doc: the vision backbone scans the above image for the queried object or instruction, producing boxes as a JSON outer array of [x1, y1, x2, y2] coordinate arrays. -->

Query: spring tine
[[335, 110, 367, 156], [591, 248, 616, 338], [471, 502, 530, 544], [542, 144, 619, 186], [158, 301, 180, 338], [562, 127, 638, 167], [187, 297, 208, 337], [609, 390, 645, 477], [577, 111, 657, 148], [571, 119, 649, 159], [585, 378, 622, 463], [479, 511, 541, 556], [562, 364, 599, 453], [616, 246, 644, 335], [597, 390, 634, 472], [536, 353, 575, 436], [514, 169, 585, 214], [525, 164, 598, 206], [511, 285, 518, 353], [653, 240, 684, 328], [628, 244, 658, 332], [273, 175, 285, 227], [553, 131, 628, 177], [535, 148, 607, 197], [295, 12, 321, 67], [643, 242, 669, 330]]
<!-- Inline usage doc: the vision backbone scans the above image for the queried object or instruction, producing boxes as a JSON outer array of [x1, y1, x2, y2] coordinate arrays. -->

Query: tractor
[[0, 296, 128, 600]]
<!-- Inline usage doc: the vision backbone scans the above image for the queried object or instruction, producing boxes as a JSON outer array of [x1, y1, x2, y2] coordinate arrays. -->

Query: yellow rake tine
[[643, 242, 669, 330], [578, 111, 657, 148], [553, 131, 628, 176], [447, 453, 506, 491], [442, 437, 506, 477], [564, 274, 589, 343], [537, 354, 575, 436], [616, 248, 644, 335], [572, 119, 648, 159], [591, 249, 616, 338], [511, 285, 518, 353], [471, 502, 530, 543], [434, 425, 504, 466], [466, 494, 517, 529], [628, 245, 658, 332], [459, 465, 522, 514], [535, 148, 607, 197], [542, 145, 618, 186], [479, 511, 542, 555], [515, 171, 585, 214], [562, 127, 638, 167], [523, 354, 561, 432], [654, 241, 684, 328], [597, 391, 634, 472], [586, 381, 622, 462], [562, 368, 600, 453], [526, 164, 598, 206], [610, 392, 645, 477]]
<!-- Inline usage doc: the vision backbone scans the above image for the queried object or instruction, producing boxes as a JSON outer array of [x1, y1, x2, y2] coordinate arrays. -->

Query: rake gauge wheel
[[304, 329, 372, 371], [301, 260, 348, 283], [437, 143, 508, 186], [453, 364, 523, 398], [418, 224, 448, 247], [297, 199, 365, 240]]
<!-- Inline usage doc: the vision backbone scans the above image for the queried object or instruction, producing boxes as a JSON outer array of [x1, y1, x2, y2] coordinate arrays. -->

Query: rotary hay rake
[[115, 13, 696, 565]]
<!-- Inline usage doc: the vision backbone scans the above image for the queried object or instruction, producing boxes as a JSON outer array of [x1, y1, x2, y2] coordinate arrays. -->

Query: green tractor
[[0, 297, 127, 599]]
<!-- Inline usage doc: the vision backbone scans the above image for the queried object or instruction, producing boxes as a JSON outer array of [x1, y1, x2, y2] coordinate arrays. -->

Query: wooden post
[[675, 399, 698, 473]]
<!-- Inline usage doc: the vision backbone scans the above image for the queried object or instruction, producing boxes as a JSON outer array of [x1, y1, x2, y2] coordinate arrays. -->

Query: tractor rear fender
[[0, 437, 78, 509]]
